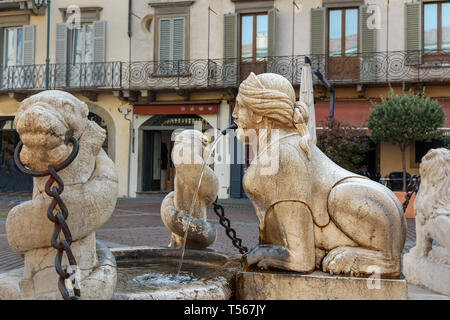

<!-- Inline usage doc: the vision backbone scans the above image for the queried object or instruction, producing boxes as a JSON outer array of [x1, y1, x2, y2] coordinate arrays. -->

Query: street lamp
[[34, 0, 51, 90]]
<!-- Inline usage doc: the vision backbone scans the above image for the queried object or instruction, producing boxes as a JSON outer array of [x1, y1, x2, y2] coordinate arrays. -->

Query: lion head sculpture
[[14, 90, 105, 171], [415, 148, 450, 224]]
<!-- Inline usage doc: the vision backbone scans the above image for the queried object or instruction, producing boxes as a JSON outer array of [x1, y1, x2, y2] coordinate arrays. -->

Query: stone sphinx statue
[[160, 130, 218, 249], [403, 148, 450, 295], [5, 91, 118, 299], [234, 72, 406, 277]]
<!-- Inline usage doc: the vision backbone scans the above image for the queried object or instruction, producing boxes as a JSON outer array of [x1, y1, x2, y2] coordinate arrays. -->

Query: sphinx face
[[232, 101, 258, 142], [15, 103, 84, 171]]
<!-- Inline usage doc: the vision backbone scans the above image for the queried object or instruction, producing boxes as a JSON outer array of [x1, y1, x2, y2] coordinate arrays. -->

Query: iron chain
[[14, 131, 81, 300], [402, 174, 421, 213], [212, 198, 248, 255]]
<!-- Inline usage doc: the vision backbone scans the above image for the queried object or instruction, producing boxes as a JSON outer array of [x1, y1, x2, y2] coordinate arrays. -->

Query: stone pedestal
[[403, 252, 450, 296], [236, 271, 408, 300]]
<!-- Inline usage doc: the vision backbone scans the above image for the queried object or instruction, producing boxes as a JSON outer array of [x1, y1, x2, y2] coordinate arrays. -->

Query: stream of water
[[176, 124, 236, 275]]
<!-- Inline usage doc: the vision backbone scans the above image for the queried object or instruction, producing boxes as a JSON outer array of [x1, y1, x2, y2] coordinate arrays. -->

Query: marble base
[[236, 270, 408, 300], [0, 241, 117, 300], [403, 252, 450, 296]]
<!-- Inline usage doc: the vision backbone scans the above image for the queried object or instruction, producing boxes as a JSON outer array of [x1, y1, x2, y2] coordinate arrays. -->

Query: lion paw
[[322, 247, 363, 276]]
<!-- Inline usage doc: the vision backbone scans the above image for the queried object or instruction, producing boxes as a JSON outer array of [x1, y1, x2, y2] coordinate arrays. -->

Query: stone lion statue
[[234, 73, 406, 277], [5, 90, 118, 299], [409, 148, 450, 263], [160, 129, 218, 249]]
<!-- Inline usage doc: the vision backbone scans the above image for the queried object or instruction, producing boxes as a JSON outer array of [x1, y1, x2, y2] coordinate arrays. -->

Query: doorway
[[139, 115, 213, 193], [0, 117, 32, 193]]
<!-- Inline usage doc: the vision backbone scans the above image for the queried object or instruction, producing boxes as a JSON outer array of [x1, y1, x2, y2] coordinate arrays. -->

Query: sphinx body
[[5, 91, 118, 299], [234, 73, 406, 277], [160, 130, 218, 249]]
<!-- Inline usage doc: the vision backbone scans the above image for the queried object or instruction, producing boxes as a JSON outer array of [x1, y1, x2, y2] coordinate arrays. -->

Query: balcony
[[1, 51, 450, 93]]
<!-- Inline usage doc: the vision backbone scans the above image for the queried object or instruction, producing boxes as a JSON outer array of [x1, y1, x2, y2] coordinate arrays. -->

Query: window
[[157, 16, 186, 75], [71, 24, 94, 64], [240, 13, 268, 62], [424, 1, 450, 53], [4, 27, 23, 67], [328, 8, 358, 57]]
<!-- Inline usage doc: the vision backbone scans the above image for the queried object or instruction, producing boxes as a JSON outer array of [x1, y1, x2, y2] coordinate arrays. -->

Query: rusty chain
[[14, 130, 81, 300], [212, 198, 248, 255], [402, 174, 421, 213]]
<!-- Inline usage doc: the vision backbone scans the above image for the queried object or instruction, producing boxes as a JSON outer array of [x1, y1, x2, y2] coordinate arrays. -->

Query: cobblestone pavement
[[0, 195, 446, 299]]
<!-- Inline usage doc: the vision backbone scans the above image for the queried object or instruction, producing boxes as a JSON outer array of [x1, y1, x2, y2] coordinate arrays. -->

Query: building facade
[[0, 0, 449, 198]]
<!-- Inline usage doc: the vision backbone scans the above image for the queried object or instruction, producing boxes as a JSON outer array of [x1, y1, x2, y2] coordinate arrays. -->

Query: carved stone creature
[[5, 91, 118, 299], [161, 130, 218, 249], [403, 148, 450, 295], [234, 73, 406, 277]]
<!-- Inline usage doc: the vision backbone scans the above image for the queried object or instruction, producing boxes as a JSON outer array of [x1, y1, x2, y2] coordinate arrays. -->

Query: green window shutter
[[173, 17, 185, 61], [0, 28, 4, 88], [268, 8, 276, 57], [223, 13, 237, 60], [360, 5, 377, 82], [223, 13, 237, 86], [310, 8, 326, 74], [159, 18, 172, 61], [93, 20, 107, 63], [22, 25, 35, 65], [55, 23, 68, 64], [405, 2, 421, 65], [55, 23, 68, 87], [311, 8, 326, 56], [360, 5, 377, 54]]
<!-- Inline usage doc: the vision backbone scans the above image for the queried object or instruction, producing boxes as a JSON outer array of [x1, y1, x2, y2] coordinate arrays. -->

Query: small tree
[[317, 117, 371, 174], [367, 88, 445, 191]]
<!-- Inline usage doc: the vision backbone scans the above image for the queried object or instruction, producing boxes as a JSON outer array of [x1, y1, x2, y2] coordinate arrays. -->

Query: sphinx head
[[233, 72, 311, 159], [171, 129, 209, 166], [14, 90, 89, 171]]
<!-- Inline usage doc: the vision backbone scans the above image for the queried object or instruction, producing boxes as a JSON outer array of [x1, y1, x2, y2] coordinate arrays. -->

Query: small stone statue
[[5, 91, 118, 299], [403, 148, 450, 295], [234, 73, 406, 277], [161, 130, 218, 249]]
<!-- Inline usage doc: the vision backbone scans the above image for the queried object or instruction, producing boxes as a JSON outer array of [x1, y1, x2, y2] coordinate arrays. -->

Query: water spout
[[220, 123, 238, 136], [176, 123, 237, 275]]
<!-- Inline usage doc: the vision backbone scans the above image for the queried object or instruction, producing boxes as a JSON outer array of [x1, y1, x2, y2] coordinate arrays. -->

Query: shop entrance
[[139, 115, 212, 193]]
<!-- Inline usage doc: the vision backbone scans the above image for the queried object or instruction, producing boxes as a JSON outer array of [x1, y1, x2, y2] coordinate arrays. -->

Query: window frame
[[422, 0, 450, 54], [239, 12, 269, 63], [326, 7, 360, 57], [70, 23, 94, 65], [154, 13, 189, 63], [3, 26, 23, 67]]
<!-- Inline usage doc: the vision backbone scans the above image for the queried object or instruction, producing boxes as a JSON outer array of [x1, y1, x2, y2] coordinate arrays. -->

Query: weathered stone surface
[[403, 253, 450, 296], [403, 148, 450, 296], [5, 91, 118, 299], [233, 72, 406, 277], [0, 241, 117, 300], [161, 130, 218, 249], [236, 271, 408, 300], [111, 246, 239, 300], [0, 268, 22, 300]]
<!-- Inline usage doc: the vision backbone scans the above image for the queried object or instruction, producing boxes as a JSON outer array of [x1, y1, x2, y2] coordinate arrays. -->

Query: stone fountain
[[0, 69, 415, 300]]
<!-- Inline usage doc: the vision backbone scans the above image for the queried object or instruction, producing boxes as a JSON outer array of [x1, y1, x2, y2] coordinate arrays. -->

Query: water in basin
[[116, 259, 226, 293]]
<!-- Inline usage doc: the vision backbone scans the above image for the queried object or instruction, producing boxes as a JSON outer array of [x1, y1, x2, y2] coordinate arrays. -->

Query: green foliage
[[317, 117, 371, 174], [367, 88, 445, 150], [443, 136, 450, 149]]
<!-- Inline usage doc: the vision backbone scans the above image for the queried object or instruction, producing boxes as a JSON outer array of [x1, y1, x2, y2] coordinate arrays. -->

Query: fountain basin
[[111, 246, 241, 300]]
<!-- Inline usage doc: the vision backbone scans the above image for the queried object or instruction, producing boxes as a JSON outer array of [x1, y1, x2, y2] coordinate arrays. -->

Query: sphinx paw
[[322, 247, 361, 276]]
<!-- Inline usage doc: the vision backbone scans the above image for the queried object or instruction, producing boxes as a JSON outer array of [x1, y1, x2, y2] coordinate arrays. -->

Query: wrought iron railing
[[1, 51, 449, 92]]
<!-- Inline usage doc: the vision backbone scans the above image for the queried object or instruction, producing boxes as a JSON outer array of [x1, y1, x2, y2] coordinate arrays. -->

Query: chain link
[[402, 174, 421, 213], [14, 131, 81, 300], [212, 198, 248, 255]]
